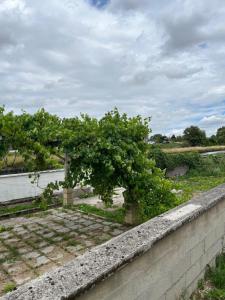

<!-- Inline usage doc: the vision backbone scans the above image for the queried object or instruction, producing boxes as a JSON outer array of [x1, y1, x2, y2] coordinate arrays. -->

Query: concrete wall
[[0, 169, 64, 203], [2, 184, 225, 300], [78, 201, 225, 300]]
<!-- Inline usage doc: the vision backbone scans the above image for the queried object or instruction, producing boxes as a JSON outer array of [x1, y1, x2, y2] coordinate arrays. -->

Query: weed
[[194, 254, 225, 299], [3, 282, 16, 293], [205, 288, 225, 299], [66, 239, 78, 246], [0, 226, 7, 233]]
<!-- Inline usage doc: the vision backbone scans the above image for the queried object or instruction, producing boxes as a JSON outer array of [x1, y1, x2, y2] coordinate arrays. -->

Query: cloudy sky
[[0, 0, 225, 135]]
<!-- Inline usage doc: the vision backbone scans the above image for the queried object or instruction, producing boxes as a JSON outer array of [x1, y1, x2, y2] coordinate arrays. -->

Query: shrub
[[149, 147, 202, 171], [189, 155, 225, 177]]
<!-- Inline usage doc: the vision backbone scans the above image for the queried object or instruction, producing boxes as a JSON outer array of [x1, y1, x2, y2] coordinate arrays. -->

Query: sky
[[0, 0, 225, 136]]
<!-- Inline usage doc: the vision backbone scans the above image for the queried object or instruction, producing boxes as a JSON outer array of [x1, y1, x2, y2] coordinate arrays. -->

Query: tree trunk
[[123, 189, 140, 225], [63, 152, 73, 205]]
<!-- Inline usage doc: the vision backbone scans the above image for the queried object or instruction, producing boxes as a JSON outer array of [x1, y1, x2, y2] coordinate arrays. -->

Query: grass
[[0, 197, 61, 216], [69, 204, 125, 224], [3, 283, 16, 294], [163, 145, 225, 154], [0, 152, 63, 172], [174, 175, 225, 204], [0, 225, 7, 233], [158, 142, 186, 149], [0, 153, 24, 170], [192, 254, 225, 299], [169, 153, 225, 204], [0, 202, 40, 216]]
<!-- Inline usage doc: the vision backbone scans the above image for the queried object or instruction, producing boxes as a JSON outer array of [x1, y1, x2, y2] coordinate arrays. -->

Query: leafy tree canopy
[[183, 126, 206, 146], [216, 127, 225, 145], [150, 133, 169, 144]]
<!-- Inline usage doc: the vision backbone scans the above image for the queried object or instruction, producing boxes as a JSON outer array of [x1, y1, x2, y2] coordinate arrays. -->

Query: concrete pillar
[[124, 203, 140, 225], [63, 188, 74, 206]]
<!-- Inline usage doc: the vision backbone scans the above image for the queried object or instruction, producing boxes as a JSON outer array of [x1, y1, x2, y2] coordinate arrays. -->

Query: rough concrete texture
[[166, 165, 189, 178], [1, 184, 225, 300]]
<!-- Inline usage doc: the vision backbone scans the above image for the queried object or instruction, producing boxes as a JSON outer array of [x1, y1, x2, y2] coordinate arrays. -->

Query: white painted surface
[[201, 150, 225, 156], [164, 204, 202, 221], [0, 169, 64, 203]]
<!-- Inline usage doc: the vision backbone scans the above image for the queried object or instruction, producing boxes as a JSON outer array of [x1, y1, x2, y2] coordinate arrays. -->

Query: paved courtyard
[[0, 207, 129, 296]]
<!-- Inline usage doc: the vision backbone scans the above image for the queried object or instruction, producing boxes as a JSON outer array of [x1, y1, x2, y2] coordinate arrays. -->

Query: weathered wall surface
[[0, 169, 64, 203], [2, 184, 225, 300], [78, 201, 225, 300]]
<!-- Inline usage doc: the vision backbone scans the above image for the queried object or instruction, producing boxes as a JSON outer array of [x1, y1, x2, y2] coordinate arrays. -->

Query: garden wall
[[2, 184, 225, 300]]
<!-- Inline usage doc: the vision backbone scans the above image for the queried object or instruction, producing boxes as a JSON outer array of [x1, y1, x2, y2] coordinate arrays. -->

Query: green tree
[[62, 109, 176, 222], [150, 134, 168, 144], [183, 126, 206, 146], [208, 134, 217, 146], [216, 127, 225, 145], [0, 106, 176, 223], [0, 107, 62, 171]]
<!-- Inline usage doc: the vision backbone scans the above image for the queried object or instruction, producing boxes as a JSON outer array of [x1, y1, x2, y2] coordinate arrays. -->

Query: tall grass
[[163, 145, 225, 154]]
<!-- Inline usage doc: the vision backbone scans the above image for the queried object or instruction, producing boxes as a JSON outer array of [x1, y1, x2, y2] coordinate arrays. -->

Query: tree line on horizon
[[150, 126, 225, 147]]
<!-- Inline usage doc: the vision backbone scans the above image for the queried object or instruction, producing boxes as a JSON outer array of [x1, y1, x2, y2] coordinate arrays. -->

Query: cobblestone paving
[[0, 208, 129, 296]]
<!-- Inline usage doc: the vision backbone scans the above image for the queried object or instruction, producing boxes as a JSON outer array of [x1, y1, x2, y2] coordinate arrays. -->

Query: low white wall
[[0, 169, 64, 203]]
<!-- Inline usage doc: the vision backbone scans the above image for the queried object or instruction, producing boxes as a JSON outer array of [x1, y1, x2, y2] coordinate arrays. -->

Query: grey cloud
[[162, 65, 203, 79], [0, 31, 16, 49], [162, 2, 225, 53], [108, 0, 149, 12], [163, 13, 208, 52], [0, 0, 225, 135]]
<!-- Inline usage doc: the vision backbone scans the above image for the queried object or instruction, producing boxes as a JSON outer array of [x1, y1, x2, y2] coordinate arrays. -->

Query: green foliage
[[149, 147, 202, 171], [0, 107, 61, 171], [197, 279, 204, 290], [206, 255, 225, 289], [3, 282, 16, 293], [205, 288, 225, 299], [0, 106, 176, 222], [175, 175, 225, 204], [216, 127, 225, 145], [60, 108, 176, 222], [183, 126, 207, 146], [189, 155, 225, 177], [0, 225, 7, 233], [149, 133, 169, 144], [196, 254, 225, 299]]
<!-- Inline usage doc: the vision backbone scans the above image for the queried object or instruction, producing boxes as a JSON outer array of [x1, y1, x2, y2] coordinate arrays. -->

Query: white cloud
[[199, 115, 225, 127], [0, 0, 225, 135]]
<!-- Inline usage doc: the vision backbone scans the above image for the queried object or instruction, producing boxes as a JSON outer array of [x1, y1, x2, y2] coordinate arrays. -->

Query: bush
[[149, 147, 202, 171], [189, 154, 225, 177]]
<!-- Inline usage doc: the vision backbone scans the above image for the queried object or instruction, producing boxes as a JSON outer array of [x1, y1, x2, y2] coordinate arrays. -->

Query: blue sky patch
[[198, 42, 208, 49], [89, 0, 109, 8]]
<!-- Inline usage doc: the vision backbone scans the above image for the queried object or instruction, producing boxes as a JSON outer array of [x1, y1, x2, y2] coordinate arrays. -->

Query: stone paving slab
[[0, 207, 129, 297]]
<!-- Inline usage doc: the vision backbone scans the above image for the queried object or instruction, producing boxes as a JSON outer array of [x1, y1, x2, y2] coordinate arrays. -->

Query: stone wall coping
[[2, 183, 225, 300], [0, 169, 64, 179]]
